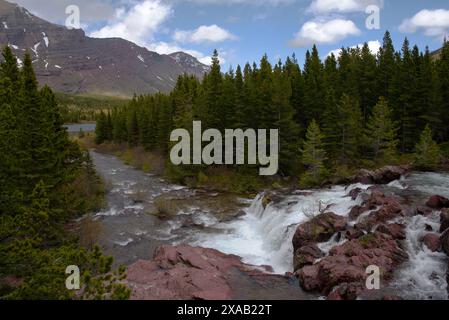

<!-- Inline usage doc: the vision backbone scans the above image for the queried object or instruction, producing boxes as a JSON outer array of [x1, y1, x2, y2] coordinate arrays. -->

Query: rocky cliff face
[[0, 0, 209, 97]]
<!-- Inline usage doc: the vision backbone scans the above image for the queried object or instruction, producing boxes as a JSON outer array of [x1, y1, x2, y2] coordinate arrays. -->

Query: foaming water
[[386, 172, 449, 299], [90, 151, 449, 298], [392, 214, 448, 299], [191, 184, 369, 273]]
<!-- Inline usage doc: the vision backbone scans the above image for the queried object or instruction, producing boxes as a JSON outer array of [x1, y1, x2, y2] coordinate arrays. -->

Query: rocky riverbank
[[292, 184, 449, 300], [88, 153, 448, 300]]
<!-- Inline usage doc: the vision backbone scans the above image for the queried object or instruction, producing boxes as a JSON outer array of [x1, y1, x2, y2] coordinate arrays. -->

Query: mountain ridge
[[0, 0, 209, 97]]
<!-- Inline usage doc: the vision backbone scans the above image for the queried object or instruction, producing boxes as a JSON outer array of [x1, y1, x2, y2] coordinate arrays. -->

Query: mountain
[[0, 0, 209, 97]]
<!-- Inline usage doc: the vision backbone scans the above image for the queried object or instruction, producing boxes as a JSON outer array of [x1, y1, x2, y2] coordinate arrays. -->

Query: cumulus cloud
[[173, 25, 237, 44], [307, 0, 383, 14], [399, 9, 449, 40], [289, 19, 361, 47], [90, 0, 173, 47], [327, 40, 381, 58]]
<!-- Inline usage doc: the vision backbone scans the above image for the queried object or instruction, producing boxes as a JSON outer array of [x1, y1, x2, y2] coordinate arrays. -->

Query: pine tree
[[358, 42, 378, 123], [300, 120, 327, 186], [303, 46, 325, 124], [202, 50, 223, 129], [324, 94, 363, 164], [414, 125, 441, 170], [365, 97, 398, 161], [95, 111, 108, 144], [438, 40, 449, 141], [378, 31, 396, 99]]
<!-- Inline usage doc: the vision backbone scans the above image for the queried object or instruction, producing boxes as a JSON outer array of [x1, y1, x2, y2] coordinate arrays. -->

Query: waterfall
[[193, 184, 368, 274]]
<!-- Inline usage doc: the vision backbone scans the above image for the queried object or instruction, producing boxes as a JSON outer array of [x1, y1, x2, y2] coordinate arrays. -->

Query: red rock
[[297, 265, 321, 292], [292, 212, 347, 251], [376, 223, 406, 240], [349, 205, 364, 220], [327, 283, 361, 300], [353, 166, 410, 185], [293, 244, 324, 271], [356, 197, 404, 232], [426, 195, 449, 209], [440, 209, 449, 233], [297, 233, 407, 298], [441, 229, 449, 256], [421, 234, 440, 252], [344, 227, 365, 240], [416, 206, 433, 216], [126, 245, 306, 300], [347, 188, 363, 200]]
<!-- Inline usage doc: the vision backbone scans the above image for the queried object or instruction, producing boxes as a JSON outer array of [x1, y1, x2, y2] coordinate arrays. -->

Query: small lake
[[64, 123, 96, 133]]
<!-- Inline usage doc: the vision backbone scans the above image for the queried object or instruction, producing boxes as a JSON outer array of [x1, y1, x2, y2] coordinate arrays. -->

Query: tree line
[[96, 32, 449, 186], [0, 47, 130, 299]]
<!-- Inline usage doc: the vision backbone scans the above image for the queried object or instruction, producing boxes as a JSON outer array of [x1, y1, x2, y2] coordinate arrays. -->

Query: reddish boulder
[[347, 188, 363, 200], [353, 166, 410, 185], [126, 245, 307, 300], [293, 244, 324, 271], [440, 209, 449, 233], [426, 195, 449, 209], [349, 205, 364, 220], [416, 206, 433, 217], [421, 234, 440, 252], [441, 229, 449, 256], [376, 223, 406, 240], [344, 227, 365, 240], [292, 212, 347, 251], [356, 197, 404, 232], [297, 233, 407, 298]]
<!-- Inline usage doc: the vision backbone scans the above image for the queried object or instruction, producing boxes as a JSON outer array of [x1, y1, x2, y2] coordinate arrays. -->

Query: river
[[89, 150, 449, 300]]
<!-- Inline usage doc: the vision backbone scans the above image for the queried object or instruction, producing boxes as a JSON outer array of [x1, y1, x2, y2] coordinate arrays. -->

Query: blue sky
[[13, 0, 449, 68]]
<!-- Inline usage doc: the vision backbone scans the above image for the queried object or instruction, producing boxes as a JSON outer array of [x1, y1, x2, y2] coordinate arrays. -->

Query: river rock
[[293, 244, 324, 271], [440, 209, 449, 233], [353, 165, 410, 185], [426, 195, 449, 209], [441, 229, 449, 256], [421, 234, 440, 252], [348, 205, 364, 220], [344, 227, 365, 240], [347, 188, 363, 200], [376, 223, 406, 240], [355, 196, 404, 232], [292, 212, 347, 252], [416, 206, 433, 216], [126, 245, 308, 300], [297, 233, 408, 298]]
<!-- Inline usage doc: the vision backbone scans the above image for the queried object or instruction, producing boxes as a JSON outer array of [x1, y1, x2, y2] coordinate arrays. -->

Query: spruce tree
[[365, 97, 398, 161], [414, 125, 441, 171], [300, 120, 327, 186]]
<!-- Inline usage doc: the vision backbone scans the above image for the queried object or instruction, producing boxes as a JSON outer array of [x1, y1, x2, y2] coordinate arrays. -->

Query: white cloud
[[399, 9, 449, 41], [173, 25, 237, 44], [90, 0, 173, 47], [307, 0, 383, 14], [327, 40, 381, 58], [289, 19, 361, 47]]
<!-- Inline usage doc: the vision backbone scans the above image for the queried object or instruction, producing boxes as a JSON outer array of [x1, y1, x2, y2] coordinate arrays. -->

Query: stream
[[89, 151, 449, 300]]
